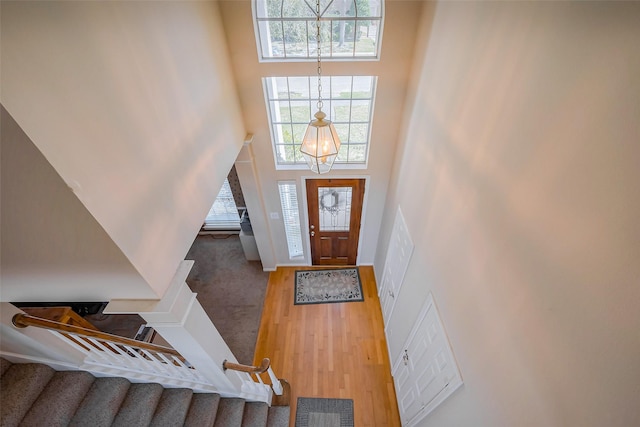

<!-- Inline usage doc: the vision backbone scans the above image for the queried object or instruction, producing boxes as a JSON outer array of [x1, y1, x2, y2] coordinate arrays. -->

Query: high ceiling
[[218, 0, 423, 179]]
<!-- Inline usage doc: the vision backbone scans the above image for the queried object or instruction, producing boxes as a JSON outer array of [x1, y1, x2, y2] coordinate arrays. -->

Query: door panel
[[306, 179, 365, 265], [392, 293, 463, 426], [380, 207, 413, 326], [396, 364, 422, 423]]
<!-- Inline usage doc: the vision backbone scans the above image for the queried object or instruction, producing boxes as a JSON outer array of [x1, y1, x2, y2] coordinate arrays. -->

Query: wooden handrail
[[222, 357, 270, 374], [12, 313, 184, 360]]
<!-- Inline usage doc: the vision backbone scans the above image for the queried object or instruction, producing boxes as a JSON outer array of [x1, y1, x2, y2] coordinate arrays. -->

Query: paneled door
[[393, 293, 463, 426], [306, 178, 365, 265], [379, 207, 413, 328]]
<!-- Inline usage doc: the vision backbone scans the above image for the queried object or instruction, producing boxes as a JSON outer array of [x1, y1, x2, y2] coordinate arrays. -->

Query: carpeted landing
[[0, 358, 289, 427], [185, 234, 269, 365]]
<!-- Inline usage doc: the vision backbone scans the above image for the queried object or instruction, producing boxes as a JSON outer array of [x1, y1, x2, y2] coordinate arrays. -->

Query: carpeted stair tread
[[149, 387, 193, 426], [110, 382, 164, 427], [69, 377, 130, 427], [242, 401, 269, 427], [184, 393, 221, 427], [213, 398, 246, 427], [20, 370, 95, 427], [0, 363, 55, 427], [0, 359, 291, 427], [0, 358, 12, 377], [267, 405, 291, 427]]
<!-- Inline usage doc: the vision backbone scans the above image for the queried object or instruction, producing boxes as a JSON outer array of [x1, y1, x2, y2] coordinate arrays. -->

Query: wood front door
[[306, 178, 365, 265]]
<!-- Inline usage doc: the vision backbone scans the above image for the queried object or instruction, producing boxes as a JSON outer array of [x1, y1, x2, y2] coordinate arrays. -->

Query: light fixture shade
[[300, 111, 341, 174]]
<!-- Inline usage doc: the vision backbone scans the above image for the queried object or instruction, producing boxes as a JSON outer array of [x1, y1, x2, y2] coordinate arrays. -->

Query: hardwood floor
[[253, 266, 401, 426]]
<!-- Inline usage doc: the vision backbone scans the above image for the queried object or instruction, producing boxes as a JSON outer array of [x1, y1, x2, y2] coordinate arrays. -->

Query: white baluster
[[86, 338, 128, 365], [134, 348, 166, 374], [53, 331, 90, 356], [254, 372, 265, 384]]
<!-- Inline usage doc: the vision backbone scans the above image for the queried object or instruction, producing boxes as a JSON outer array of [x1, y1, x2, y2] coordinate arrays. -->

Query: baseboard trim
[[198, 230, 240, 236]]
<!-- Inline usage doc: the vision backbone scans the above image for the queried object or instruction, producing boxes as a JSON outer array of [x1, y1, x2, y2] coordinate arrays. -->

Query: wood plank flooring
[[253, 266, 401, 426]]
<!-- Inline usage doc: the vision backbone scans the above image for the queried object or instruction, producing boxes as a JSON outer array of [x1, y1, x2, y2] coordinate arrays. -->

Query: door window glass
[[318, 186, 352, 231]]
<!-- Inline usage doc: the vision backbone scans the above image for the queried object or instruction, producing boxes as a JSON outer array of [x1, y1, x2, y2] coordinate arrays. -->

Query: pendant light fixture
[[300, 0, 341, 174]]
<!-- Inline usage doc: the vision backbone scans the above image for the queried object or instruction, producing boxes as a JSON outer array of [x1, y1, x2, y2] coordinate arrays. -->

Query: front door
[[306, 178, 365, 265]]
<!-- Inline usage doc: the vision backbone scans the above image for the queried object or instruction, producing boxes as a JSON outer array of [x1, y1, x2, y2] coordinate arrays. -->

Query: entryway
[[305, 178, 365, 265]]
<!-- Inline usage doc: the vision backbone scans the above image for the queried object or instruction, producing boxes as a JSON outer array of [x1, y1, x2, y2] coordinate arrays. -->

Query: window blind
[[278, 181, 304, 258], [204, 178, 241, 230]]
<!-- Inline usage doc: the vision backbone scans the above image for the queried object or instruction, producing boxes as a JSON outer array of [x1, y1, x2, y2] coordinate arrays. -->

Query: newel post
[[104, 260, 242, 394]]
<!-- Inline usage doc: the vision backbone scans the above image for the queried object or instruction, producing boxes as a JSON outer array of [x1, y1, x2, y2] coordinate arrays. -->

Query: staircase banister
[[12, 313, 184, 360], [222, 357, 270, 374]]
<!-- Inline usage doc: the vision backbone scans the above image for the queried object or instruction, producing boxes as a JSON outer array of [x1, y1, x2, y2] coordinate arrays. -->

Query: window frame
[[252, 0, 385, 62], [278, 181, 305, 259], [263, 75, 377, 170]]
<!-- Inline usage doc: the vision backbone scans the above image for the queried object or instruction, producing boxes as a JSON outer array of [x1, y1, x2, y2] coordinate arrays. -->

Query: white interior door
[[392, 293, 463, 426], [379, 207, 413, 326]]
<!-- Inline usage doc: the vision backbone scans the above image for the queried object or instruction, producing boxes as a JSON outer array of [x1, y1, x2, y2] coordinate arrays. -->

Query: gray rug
[[294, 268, 363, 305], [295, 397, 354, 427]]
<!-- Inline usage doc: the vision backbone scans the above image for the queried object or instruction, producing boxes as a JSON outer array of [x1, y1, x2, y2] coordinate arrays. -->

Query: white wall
[[218, 0, 422, 267], [1, 1, 245, 297], [1, 107, 155, 301], [380, 2, 640, 426]]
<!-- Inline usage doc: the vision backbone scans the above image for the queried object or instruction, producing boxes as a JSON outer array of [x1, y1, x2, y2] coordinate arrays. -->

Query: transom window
[[264, 75, 377, 168], [253, 0, 384, 61]]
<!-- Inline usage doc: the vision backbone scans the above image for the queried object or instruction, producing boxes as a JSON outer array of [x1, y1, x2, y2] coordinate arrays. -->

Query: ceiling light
[[300, 0, 341, 174]]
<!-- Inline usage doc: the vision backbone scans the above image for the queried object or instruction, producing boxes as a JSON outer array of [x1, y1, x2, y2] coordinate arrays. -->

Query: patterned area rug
[[295, 397, 354, 427], [294, 268, 363, 305]]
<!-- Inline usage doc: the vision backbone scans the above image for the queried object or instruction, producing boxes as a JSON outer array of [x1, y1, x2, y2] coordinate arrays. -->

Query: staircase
[[0, 358, 290, 427]]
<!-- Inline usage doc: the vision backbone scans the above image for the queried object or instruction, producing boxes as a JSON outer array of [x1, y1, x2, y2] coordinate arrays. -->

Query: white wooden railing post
[[267, 367, 284, 395], [222, 358, 284, 400], [104, 260, 243, 395]]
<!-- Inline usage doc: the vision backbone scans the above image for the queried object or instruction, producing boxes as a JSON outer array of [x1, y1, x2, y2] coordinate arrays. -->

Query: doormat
[[294, 268, 363, 305], [295, 397, 354, 427]]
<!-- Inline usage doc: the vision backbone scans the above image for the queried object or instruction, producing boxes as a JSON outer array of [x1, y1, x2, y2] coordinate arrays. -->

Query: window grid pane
[[278, 182, 304, 258], [254, 0, 384, 60], [265, 75, 376, 167]]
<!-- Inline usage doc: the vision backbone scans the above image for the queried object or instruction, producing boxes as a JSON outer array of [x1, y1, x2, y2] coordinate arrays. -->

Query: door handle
[[310, 231, 315, 236], [403, 349, 409, 366], [388, 290, 395, 298]]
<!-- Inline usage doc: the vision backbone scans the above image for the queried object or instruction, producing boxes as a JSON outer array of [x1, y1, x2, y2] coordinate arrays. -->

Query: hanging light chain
[[316, 0, 323, 112]]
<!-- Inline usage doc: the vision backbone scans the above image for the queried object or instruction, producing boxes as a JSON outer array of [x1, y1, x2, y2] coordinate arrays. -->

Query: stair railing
[[223, 358, 288, 405], [12, 313, 216, 391]]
